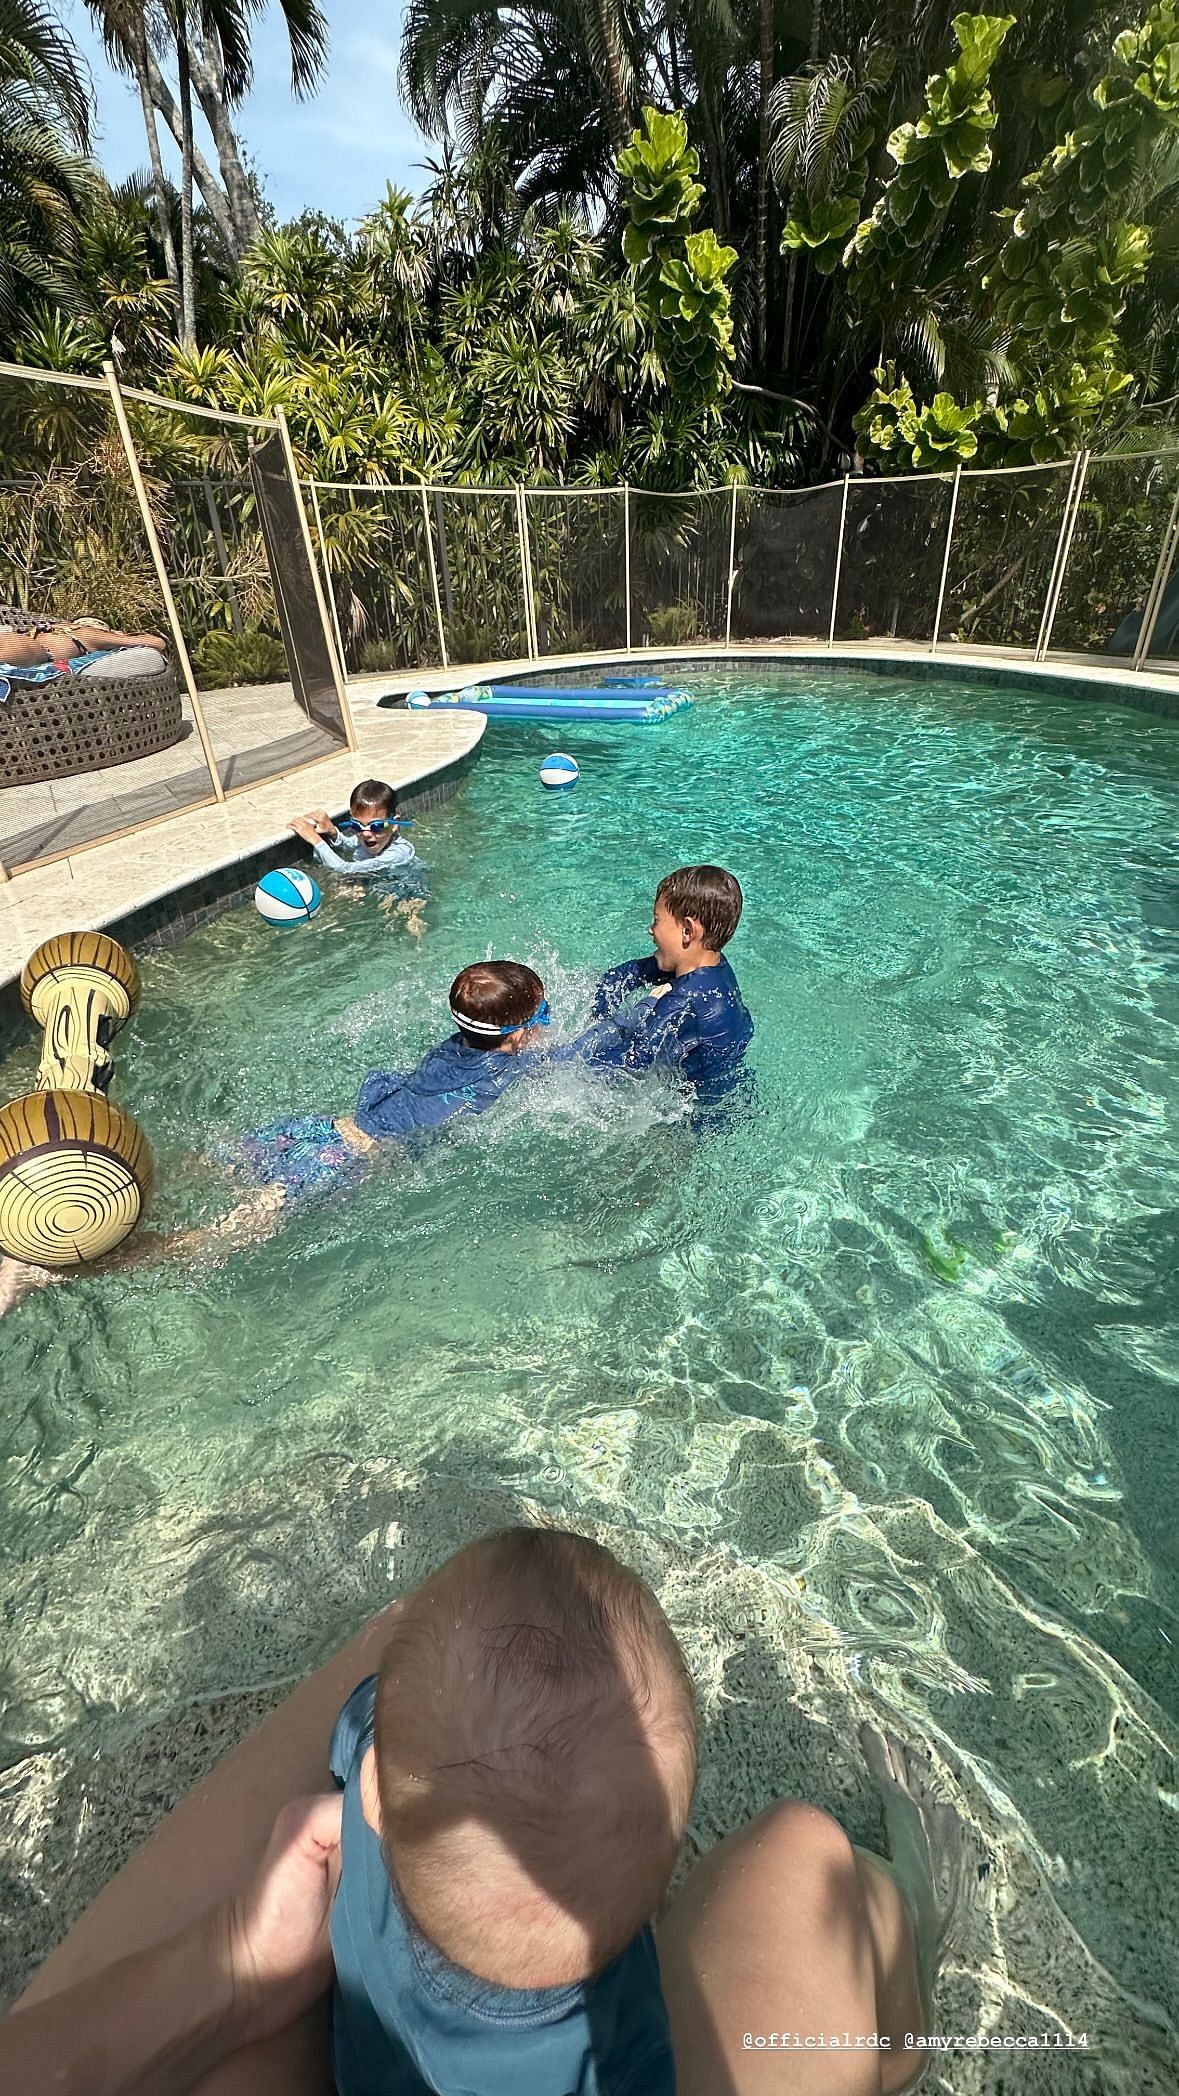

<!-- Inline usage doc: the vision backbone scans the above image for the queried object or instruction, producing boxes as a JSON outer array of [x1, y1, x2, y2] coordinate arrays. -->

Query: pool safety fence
[[1, 350, 1178, 880], [306, 452, 1179, 683], [0, 361, 353, 879]]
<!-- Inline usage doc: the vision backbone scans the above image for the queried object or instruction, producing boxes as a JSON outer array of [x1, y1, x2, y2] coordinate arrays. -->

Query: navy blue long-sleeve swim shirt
[[566, 952, 753, 1104]]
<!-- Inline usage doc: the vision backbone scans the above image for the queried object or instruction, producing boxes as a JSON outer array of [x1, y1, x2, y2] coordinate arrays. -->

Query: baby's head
[[449, 960, 548, 1053], [373, 1529, 697, 1987]]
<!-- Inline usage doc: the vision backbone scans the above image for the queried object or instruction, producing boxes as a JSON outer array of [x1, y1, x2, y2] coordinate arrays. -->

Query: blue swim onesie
[[328, 1677, 676, 2096], [237, 1038, 536, 1198], [568, 954, 753, 1104]]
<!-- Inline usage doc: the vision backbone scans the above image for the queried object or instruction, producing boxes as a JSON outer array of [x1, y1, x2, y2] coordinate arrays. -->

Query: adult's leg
[[659, 1801, 925, 2096], [16, 1600, 405, 2094]]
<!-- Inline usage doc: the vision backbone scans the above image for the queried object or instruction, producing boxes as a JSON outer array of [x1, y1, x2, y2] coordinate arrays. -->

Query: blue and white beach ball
[[405, 689, 432, 709], [539, 752, 579, 791], [254, 867, 322, 926]]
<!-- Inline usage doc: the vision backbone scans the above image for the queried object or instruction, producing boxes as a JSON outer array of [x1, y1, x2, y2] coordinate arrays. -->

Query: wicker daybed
[[0, 661, 185, 787]]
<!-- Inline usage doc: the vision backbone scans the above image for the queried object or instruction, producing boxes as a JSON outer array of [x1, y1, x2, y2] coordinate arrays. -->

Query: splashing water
[[1, 666, 1178, 2082]]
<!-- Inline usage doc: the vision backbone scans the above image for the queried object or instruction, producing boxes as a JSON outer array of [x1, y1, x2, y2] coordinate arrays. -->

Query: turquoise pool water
[[2, 665, 1178, 2078]]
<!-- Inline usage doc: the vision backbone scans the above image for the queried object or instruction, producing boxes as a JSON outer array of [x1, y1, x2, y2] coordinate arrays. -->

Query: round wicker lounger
[[0, 663, 185, 787]]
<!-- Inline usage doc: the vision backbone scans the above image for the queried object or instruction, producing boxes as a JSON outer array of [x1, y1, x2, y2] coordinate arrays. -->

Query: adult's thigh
[[18, 1601, 402, 2008]]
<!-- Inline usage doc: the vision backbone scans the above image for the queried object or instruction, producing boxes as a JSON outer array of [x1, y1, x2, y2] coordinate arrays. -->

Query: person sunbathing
[[0, 606, 168, 670]]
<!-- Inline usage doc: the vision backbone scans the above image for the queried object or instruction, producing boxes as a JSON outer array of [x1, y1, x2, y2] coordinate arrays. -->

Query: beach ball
[[406, 689, 432, 708], [539, 752, 579, 791], [254, 867, 321, 926]]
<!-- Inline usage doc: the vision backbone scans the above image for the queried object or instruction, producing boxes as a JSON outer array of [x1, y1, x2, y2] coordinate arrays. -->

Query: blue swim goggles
[[450, 998, 551, 1036], [336, 815, 413, 833]]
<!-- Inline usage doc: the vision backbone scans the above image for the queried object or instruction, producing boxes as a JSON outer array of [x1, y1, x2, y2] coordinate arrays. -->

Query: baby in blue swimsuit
[[567, 865, 753, 1107], [328, 1527, 697, 2096]]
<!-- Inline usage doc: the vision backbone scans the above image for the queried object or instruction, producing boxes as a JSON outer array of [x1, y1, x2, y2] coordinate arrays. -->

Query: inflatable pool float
[[0, 932, 153, 1266], [420, 684, 692, 723]]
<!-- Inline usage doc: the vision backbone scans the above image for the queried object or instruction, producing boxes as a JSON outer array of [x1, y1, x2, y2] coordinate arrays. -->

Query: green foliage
[[646, 600, 700, 642], [775, 53, 888, 276], [985, 0, 1179, 365], [849, 15, 1014, 291], [191, 625, 288, 689], [854, 367, 981, 468], [617, 108, 736, 408], [0, 0, 96, 335]]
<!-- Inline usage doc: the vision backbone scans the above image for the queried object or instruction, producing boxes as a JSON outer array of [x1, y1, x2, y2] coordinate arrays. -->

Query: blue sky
[[63, 0, 433, 227]]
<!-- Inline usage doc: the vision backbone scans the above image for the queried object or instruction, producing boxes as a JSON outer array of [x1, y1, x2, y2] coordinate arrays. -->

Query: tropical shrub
[[191, 624, 287, 688], [618, 109, 737, 407]]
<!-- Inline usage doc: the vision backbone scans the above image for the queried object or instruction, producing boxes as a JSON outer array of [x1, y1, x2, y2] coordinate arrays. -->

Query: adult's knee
[[749, 1800, 860, 1908]]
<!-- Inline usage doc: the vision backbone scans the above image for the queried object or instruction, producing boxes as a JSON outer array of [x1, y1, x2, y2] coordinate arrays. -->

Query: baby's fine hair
[[350, 778, 397, 816], [657, 865, 743, 949], [373, 1528, 698, 1981]]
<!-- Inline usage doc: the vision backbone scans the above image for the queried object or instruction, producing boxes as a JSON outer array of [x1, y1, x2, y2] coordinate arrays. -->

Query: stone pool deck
[[0, 690, 484, 990]]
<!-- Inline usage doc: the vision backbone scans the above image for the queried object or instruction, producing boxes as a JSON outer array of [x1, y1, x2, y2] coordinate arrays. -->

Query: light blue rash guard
[[312, 829, 419, 879]]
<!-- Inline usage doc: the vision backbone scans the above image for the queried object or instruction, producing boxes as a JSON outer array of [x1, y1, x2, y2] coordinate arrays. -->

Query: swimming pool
[[2, 664, 1177, 2081]]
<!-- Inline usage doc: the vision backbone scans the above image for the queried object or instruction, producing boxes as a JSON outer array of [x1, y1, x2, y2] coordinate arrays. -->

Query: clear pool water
[[2, 665, 1178, 2079]]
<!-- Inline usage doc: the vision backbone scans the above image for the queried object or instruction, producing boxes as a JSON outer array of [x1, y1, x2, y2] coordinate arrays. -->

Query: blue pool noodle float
[[422, 684, 692, 723]]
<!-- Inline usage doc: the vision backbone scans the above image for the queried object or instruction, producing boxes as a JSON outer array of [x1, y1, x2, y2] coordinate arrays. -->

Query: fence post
[[1133, 483, 1179, 671], [930, 464, 962, 652], [725, 482, 739, 648], [103, 359, 225, 803], [274, 406, 357, 751], [624, 483, 633, 652], [420, 485, 449, 670], [307, 479, 350, 677], [517, 485, 539, 659], [828, 475, 850, 648], [1034, 452, 1085, 660]]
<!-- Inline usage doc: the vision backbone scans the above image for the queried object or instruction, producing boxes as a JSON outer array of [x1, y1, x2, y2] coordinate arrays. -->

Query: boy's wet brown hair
[[351, 778, 397, 817], [656, 865, 743, 950], [449, 960, 545, 1050]]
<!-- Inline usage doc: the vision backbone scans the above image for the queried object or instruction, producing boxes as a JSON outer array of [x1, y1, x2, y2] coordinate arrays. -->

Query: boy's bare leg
[[16, 1601, 406, 2093], [379, 895, 427, 938], [658, 1801, 925, 2096], [0, 1187, 288, 1318]]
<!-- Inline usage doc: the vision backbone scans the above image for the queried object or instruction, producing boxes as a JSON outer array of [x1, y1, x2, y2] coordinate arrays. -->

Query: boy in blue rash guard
[[567, 865, 753, 1105], [0, 966, 548, 1312], [328, 1527, 696, 2096], [236, 960, 548, 1199], [289, 777, 429, 936]]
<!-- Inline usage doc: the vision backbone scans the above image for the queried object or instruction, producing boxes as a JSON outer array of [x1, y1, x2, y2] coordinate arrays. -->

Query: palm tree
[[401, 0, 640, 199], [87, 0, 329, 345], [0, 0, 94, 344]]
